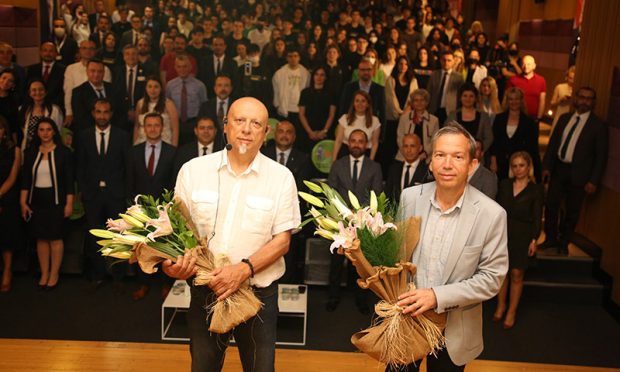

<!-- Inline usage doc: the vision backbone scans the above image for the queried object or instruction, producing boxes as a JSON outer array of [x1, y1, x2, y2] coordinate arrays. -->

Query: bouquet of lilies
[[90, 191, 262, 334], [299, 181, 446, 368]]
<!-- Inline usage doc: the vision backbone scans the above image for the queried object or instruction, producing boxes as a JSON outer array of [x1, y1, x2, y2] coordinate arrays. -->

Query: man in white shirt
[[63, 40, 112, 126], [164, 97, 301, 372], [247, 18, 271, 52], [272, 48, 310, 119]]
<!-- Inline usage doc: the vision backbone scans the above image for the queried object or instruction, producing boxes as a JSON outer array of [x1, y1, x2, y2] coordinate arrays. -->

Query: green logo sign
[[312, 140, 335, 174]]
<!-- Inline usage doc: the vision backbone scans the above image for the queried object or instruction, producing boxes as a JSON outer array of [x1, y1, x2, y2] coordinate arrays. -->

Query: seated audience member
[[19, 79, 64, 150], [126, 113, 176, 300], [0, 116, 22, 292], [76, 99, 130, 292], [541, 87, 608, 255], [327, 129, 383, 314], [165, 54, 207, 145], [26, 42, 66, 110], [469, 138, 498, 199], [385, 134, 430, 201], [173, 116, 223, 178], [495, 151, 544, 329], [396, 89, 439, 163], [135, 76, 179, 146], [20, 117, 74, 290], [333, 91, 381, 161]]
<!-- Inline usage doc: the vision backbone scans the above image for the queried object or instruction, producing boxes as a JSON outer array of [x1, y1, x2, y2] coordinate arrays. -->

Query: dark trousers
[[436, 108, 447, 127], [83, 189, 127, 281], [378, 119, 399, 178], [328, 253, 367, 304], [179, 117, 197, 146], [544, 162, 586, 247], [385, 348, 465, 372], [187, 281, 279, 372]]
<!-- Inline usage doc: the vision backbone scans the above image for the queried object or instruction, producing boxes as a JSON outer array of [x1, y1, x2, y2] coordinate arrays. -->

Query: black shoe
[[356, 300, 371, 315], [538, 240, 559, 250], [325, 298, 340, 312]]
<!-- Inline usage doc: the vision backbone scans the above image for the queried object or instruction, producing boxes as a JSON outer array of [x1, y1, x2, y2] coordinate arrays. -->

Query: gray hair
[[410, 88, 430, 103], [431, 122, 476, 160]]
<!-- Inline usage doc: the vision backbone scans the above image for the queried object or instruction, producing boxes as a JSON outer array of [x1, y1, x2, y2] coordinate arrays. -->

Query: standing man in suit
[[89, 14, 112, 49], [127, 112, 177, 300], [327, 129, 383, 314], [385, 134, 430, 201], [393, 123, 508, 371], [173, 116, 223, 179], [26, 42, 66, 110], [262, 120, 312, 283], [88, 0, 107, 31], [541, 87, 608, 255], [339, 59, 386, 126], [113, 45, 147, 132], [120, 15, 143, 49], [76, 99, 130, 292], [71, 59, 115, 133], [468, 138, 498, 199], [198, 34, 239, 98], [51, 18, 78, 66], [427, 50, 464, 125], [198, 75, 234, 129]]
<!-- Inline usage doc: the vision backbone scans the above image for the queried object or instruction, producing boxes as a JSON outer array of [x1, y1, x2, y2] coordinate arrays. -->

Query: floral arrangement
[[90, 191, 262, 334], [299, 181, 446, 368]]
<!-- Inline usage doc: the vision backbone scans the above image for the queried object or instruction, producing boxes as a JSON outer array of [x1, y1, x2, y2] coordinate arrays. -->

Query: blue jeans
[[187, 281, 279, 372]]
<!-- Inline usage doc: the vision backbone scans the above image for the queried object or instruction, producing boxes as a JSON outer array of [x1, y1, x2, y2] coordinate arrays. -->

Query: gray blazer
[[400, 182, 508, 366], [328, 156, 383, 204], [468, 164, 498, 200]]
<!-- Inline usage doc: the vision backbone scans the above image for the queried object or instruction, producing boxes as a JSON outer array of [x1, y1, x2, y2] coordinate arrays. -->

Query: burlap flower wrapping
[[337, 217, 447, 367], [128, 198, 262, 334]]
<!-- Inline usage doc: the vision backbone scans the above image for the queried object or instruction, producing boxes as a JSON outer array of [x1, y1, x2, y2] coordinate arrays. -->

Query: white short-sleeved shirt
[[338, 114, 381, 149], [175, 150, 301, 287]]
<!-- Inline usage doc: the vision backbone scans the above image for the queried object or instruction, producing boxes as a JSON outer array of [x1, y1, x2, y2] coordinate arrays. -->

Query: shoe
[[132, 285, 150, 301], [161, 284, 171, 300], [325, 298, 340, 312], [356, 300, 371, 315], [45, 283, 59, 291]]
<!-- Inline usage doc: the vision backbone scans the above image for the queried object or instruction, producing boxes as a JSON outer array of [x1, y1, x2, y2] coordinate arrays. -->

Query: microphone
[[221, 117, 232, 151], [225, 143, 233, 151]]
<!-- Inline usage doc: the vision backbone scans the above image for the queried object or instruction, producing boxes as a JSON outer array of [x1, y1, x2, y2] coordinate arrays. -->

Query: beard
[[238, 143, 248, 154]]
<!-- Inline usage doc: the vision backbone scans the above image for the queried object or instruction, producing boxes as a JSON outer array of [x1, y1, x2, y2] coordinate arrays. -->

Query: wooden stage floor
[[0, 339, 617, 372]]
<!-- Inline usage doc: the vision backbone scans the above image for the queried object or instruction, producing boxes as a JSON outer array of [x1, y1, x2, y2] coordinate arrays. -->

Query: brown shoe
[[132, 285, 150, 301], [161, 285, 171, 300]]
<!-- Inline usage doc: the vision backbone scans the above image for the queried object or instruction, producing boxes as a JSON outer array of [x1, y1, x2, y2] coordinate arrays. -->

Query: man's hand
[[209, 263, 252, 302], [162, 253, 197, 280], [584, 182, 597, 195], [396, 288, 437, 317]]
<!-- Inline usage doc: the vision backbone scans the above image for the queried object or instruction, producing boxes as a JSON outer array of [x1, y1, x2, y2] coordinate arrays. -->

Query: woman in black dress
[[0, 116, 21, 292], [298, 66, 337, 153], [494, 151, 544, 329], [412, 46, 436, 90], [20, 118, 74, 290], [489, 87, 542, 182]]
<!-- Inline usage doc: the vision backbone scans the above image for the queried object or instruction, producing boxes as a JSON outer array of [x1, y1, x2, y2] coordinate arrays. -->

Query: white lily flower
[[329, 222, 357, 253], [127, 205, 151, 223], [370, 191, 378, 213], [146, 204, 174, 241], [331, 197, 353, 219], [299, 192, 325, 208], [314, 228, 335, 240], [348, 191, 361, 210], [113, 233, 147, 245]]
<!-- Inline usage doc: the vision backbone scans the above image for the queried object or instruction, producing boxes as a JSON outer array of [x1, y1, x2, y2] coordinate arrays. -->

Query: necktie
[[127, 68, 134, 107], [217, 100, 225, 126], [560, 116, 580, 161], [96, 89, 104, 99], [438, 71, 448, 108], [99, 132, 106, 156], [352, 160, 359, 188], [403, 165, 411, 190], [279, 152, 286, 165], [43, 65, 50, 82], [147, 144, 156, 176], [202, 146, 208, 156], [216, 57, 221, 75], [180, 80, 188, 123]]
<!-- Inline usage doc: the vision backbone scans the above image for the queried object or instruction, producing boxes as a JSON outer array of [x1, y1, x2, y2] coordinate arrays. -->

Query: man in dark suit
[[198, 75, 234, 129], [112, 45, 148, 132], [385, 134, 430, 201], [89, 14, 112, 49], [120, 15, 143, 48], [198, 34, 239, 98], [26, 42, 66, 109], [173, 116, 223, 179], [468, 138, 498, 199], [88, 0, 107, 31], [327, 129, 383, 314], [76, 99, 130, 292], [339, 59, 386, 126], [51, 18, 78, 66], [127, 112, 177, 300], [427, 50, 464, 125], [72, 59, 116, 133], [112, 6, 132, 39], [262, 120, 312, 284], [541, 87, 608, 254]]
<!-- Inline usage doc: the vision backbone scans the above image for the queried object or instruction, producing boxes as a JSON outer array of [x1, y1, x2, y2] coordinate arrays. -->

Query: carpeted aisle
[[0, 274, 619, 368]]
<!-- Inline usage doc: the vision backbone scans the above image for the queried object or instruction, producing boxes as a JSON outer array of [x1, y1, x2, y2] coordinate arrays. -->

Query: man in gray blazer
[[327, 129, 383, 314], [468, 138, 498, 199], [427, 51, 464, 125], [394, 124, 508, 371]]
